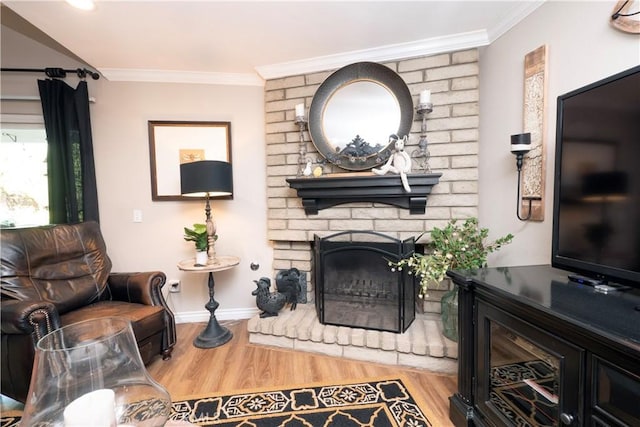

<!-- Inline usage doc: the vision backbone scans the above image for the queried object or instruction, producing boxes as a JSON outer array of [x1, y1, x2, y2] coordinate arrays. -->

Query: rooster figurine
[[252, 277, 286, 318], [275, 268, 302, 311]]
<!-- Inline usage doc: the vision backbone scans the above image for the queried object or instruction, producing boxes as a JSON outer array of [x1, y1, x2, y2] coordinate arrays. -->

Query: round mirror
[[309, 62, 413, 171]]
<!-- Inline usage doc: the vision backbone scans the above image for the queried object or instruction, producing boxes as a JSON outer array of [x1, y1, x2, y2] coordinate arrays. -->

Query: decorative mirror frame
[[148, 120, 232, 201], [308, 62, 414, 171]]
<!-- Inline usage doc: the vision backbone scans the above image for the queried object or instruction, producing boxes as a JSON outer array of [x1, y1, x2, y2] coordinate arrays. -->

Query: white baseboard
[[174, 307, 259, 324]]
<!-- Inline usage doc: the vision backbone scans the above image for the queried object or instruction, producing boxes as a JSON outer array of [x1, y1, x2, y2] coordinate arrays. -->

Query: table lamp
[[180, 160, 233, 262]]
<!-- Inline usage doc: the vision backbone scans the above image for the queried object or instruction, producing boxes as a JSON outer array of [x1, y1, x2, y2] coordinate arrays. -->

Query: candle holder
[[295, 115, 309, 177], [21, 317, 171, 426], [412, 102, 433, 173], [510, 133, 541, 221]]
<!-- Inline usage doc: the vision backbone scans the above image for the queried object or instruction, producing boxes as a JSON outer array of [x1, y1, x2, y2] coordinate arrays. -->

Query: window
[[0, 124, 49, 227]]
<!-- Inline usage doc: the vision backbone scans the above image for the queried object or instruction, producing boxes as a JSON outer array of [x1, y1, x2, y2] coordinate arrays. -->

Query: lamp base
[[194, 323, 233, 349], [195, 271, 233, 348]]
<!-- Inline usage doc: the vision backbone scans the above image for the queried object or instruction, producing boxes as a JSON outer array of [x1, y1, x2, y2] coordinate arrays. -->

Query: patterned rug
[[0, 377, 432, 426], [490, 360, 558, 426]]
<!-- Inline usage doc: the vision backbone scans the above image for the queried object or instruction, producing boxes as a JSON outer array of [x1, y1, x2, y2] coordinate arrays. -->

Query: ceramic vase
[[195, 250, 208, 266]]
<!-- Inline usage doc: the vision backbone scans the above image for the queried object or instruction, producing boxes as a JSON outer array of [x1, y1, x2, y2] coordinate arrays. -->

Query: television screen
[[552, 66, 640, 287]]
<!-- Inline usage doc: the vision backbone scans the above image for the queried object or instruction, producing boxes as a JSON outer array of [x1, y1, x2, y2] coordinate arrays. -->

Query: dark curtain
[[38, 79, 99, 223]]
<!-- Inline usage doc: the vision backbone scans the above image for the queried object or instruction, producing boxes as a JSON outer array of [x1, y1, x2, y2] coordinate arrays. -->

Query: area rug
[[490, 360, 558, 426], [0, 377, 432, 426]]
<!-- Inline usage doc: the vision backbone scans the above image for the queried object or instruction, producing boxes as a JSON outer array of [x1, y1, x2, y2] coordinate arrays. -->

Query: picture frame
[[148, 120, 232, 201]]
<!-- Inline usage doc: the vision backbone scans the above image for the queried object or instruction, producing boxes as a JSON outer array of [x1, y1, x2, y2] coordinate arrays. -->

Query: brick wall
[[264, 49, 480, 310]]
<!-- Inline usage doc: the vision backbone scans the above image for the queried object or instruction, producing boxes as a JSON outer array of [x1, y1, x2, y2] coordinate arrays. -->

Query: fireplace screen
[[314, 231, 415, 333]]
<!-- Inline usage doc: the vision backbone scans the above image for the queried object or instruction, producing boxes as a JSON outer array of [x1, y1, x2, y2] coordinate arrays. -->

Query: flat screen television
[[552, 65, 640, 288]]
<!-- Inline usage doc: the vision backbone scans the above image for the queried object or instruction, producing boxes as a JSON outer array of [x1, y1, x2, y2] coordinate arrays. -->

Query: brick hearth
[[248, 305, 458, 373]]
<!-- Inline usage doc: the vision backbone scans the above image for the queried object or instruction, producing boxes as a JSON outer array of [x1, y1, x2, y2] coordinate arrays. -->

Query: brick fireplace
[[264, 49, 480, 313], [251, 50, 478, 371]]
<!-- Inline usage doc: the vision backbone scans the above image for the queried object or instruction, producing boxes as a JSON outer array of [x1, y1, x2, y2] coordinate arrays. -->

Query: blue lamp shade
[[180, 160, 233, 197]]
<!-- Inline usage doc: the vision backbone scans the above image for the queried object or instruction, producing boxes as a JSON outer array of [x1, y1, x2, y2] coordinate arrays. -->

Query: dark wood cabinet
[[448, 265, 640, 427]]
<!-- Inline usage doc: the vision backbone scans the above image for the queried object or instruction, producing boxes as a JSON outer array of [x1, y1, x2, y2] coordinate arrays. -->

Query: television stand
[[447, 265, 640, 427]]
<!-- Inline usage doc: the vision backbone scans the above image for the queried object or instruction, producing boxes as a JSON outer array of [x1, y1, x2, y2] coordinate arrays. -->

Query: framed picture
[[148, 120, 232, 201]]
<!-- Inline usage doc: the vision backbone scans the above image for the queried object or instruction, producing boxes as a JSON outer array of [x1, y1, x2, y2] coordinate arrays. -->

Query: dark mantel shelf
[[286, 173, 442, 215]]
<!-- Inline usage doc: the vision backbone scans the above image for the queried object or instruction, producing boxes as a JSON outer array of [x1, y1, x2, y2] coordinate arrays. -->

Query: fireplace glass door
[[476, 301, 582, 426]]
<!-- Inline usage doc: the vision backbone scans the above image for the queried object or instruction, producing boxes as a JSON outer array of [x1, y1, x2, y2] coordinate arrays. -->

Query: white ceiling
[[4, 1, 544, 85]]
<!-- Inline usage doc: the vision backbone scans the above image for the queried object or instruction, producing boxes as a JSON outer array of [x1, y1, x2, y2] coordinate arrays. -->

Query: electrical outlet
[[168, 279, 181, 293]]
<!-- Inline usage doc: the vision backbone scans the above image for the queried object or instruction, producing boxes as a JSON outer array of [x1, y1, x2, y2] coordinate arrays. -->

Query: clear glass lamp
[[21, 317, 171, 426]]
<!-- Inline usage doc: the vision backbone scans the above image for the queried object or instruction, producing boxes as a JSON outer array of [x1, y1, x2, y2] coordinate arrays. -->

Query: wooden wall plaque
[[521, 45, 548, 221]]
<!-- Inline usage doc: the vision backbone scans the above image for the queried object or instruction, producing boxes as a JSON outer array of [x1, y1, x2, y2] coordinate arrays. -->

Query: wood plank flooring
[[146, 320, 457, 426], [2, 320, 458, 425]]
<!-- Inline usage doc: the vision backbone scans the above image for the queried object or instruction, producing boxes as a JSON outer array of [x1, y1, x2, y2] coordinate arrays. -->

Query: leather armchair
[[1, 221, 176, 403]]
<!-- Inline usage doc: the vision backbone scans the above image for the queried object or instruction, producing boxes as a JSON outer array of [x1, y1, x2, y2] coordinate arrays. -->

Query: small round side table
[[177, 255, 240, 348]]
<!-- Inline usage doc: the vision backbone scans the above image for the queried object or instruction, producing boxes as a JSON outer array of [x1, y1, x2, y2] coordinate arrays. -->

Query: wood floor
[[146, 319, 458, 426], [1, 320, 458, 425]]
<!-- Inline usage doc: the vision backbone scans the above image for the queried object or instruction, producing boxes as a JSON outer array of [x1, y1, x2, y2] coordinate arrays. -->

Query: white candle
[[419, 89, 431, 105], [64, 389, 117, 427], [295, 103, 305, 118]]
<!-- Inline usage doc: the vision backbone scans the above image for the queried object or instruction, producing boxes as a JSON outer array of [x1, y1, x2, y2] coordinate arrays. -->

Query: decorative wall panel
[[522, 45, 548, 221]]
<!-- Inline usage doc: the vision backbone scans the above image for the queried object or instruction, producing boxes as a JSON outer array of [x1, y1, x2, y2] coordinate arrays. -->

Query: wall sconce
[[294, 103, 309, 176], [510, 133, 540, 221], [412, 90, 432, 172], [180, 160, 233, 262]]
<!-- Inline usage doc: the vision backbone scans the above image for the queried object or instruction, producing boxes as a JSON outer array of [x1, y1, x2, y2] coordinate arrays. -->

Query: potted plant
[[183, 223, 209, 266], [389, 217, 513, 341]]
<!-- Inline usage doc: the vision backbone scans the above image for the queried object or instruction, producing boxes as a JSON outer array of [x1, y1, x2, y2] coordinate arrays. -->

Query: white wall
[[89, 80, 270, 322], [479, 1, 640, 268]]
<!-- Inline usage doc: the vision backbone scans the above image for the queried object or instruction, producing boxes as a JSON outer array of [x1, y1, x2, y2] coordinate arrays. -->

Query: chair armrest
[[1, 299, 61, 341], [107, 271, 167, 306], [107, 271, 176, 359]]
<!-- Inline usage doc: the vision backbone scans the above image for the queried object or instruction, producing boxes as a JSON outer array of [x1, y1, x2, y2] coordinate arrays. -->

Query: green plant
[[183, 223, 208, 252], [390, 217, 514, 297]]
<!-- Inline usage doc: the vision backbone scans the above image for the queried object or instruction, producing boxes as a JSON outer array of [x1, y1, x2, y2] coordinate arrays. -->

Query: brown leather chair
[[1, 221, 176, 403]]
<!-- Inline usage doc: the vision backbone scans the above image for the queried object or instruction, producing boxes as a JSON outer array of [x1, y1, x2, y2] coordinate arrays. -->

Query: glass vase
[[441, 285, 459, 342], [21, 317, 171, 426]]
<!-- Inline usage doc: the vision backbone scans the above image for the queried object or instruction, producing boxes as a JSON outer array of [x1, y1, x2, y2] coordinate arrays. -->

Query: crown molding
[[96, 2, 544, 85], [255, 1, 546, 80], [99, 68, 265, 86], [487, 0, 546, 42], [255, 30, 491, 80]]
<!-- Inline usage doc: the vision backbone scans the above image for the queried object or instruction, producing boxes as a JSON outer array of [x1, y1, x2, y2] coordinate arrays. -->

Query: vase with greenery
[[389, 217, 514, 341], [183, 223, 209, 265]]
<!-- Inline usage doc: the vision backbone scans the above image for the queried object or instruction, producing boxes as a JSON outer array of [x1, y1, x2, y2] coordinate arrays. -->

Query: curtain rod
[[1, 67, 100, 80]]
